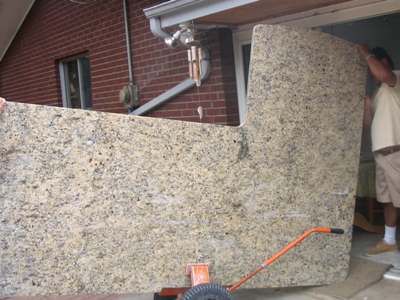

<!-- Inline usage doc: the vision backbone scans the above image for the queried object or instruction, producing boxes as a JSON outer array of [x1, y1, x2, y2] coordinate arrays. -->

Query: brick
[[0, 0, 239, 126]]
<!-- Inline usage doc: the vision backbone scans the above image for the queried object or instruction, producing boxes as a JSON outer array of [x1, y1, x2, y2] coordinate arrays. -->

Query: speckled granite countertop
[[0, 25, 366, 297]]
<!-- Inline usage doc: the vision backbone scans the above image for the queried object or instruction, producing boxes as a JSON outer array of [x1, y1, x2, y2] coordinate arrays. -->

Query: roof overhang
[[144, 0, 400, 29], [144, 0, 259, 28], [143, 0, 356, 28], [0, 0, 35, 62]]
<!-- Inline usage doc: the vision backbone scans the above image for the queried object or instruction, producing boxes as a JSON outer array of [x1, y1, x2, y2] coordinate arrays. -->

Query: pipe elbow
[[149, 17, 172, 40], [200, 48, 211, 82]]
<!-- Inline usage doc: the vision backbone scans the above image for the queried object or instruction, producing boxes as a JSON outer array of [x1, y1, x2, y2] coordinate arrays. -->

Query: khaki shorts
[[375, 151, 400, 208]]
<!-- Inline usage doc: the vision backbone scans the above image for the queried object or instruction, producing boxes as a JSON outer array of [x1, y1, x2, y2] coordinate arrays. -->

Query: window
[[242, 43, 251, 91], [233, 30, 252, 124], [59, 55, 92, 109]]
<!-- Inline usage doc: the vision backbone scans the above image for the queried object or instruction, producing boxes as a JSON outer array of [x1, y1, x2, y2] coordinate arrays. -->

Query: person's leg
[[383, 203, 398, 245], [384, 202, 398, 227], [382, 151, 400, 244], [368, 153, 398, 255]]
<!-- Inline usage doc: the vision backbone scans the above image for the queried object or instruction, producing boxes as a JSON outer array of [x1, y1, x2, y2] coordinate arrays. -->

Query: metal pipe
[[130, 48, 210, 116], [123, 0, 134, 83], [130, 79, 195, 116], [149, 17, 172, 40]]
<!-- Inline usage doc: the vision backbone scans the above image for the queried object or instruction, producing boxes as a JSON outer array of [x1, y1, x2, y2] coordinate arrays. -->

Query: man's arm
[[357, 45, 397, 87], [0, 97, 6, 112], [363, 95, 373, 128]]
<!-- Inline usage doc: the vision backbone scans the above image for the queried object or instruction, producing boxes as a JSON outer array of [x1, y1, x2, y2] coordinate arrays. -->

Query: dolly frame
[[154, 227, 344, 299]]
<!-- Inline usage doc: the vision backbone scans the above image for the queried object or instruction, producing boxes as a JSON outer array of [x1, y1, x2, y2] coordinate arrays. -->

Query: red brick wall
[[0, 0, 129, 111], [0, 0, 239, 125]]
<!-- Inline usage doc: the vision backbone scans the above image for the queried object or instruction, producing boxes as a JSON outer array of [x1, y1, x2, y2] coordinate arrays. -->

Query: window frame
[[58, 54, 92, 109], [233, 31, 252, 124]]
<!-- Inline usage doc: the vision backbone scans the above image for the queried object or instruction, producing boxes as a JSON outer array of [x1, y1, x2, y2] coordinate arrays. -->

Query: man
[[358, 45, 399, 255], [0, 97, 6, 112]]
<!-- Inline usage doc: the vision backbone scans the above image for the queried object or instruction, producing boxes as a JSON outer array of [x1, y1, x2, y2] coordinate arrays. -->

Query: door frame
[[233, 0, 400, 124]]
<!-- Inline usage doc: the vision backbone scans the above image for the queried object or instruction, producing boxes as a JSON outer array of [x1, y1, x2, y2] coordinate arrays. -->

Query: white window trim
[[59, 55, 90, 109], [233, 0, 400, 124], [233, 31, 252, 124], [59, 62, 69, 108]]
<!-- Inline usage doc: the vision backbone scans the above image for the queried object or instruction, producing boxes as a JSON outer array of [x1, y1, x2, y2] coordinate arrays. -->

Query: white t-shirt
[[371, 71, 400, 152]]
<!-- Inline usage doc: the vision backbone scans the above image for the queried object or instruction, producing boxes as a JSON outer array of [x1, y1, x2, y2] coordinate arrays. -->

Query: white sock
[[384, 225, 397, 245]]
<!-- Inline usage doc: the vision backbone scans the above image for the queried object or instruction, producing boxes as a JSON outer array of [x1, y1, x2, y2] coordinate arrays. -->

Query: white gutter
[[144, 0, 259, 28], [130, 47, 210, 116]]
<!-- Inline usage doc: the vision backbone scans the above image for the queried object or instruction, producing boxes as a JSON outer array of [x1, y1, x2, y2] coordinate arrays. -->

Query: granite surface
[[0, 25, 366, 297]]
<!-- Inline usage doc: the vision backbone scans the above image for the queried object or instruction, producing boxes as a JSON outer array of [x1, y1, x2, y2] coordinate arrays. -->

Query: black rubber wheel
[[181, 283, 232, 300], [153, 293, 177, 300]]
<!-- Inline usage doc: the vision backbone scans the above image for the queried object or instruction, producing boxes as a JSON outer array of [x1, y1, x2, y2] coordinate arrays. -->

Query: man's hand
[[0, 97, 6, 112], [357, 44, 370, 59], [357, 44, 396, 87]]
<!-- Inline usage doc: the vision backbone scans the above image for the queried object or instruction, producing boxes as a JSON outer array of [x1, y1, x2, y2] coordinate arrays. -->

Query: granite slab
[[0, 25, 366, 297]]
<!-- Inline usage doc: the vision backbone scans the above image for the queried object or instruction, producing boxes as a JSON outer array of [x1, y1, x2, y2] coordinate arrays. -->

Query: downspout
[[148, 17, 171, 40], [121, 0, 139, 111], [130, 17, 211, 116], [123, 0, 134, 83]]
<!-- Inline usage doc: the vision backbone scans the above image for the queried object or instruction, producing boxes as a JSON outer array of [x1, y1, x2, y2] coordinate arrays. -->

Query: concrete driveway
[[116, 279, 399, 300]]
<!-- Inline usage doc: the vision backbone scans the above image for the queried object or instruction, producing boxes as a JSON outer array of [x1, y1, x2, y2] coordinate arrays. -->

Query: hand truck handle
[[330, 228, 344, 234], [228, 227, 345, 293]]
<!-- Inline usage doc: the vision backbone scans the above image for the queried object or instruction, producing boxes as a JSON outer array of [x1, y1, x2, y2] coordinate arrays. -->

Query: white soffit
[[268, 0, 400, 28], [144, 0, 259, 28]]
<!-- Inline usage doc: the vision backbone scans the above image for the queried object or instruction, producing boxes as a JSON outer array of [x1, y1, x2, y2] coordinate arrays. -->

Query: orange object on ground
[[228, 227, 343, 292], [155, 227, 344, 299], [157, 264, 210, 297]]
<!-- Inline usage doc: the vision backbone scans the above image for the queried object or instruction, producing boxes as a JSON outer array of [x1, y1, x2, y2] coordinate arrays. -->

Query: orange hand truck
[[153, 227, 344, 300]]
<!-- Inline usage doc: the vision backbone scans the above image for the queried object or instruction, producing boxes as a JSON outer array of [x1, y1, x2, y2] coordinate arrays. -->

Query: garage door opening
[[320, 12, 400, 271], [234, 9, 400, 274]]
